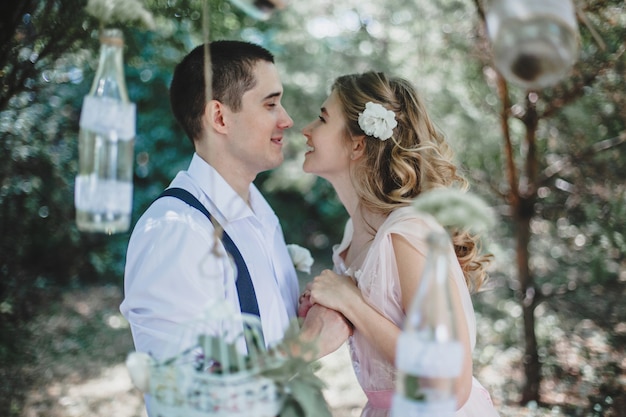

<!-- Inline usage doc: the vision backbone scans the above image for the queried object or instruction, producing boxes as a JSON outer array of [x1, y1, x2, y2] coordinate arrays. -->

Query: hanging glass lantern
[[228, 0, 288, 20], [485, 0, 580, 90]]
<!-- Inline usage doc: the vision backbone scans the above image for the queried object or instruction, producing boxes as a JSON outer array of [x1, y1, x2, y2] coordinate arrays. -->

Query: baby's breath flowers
[[85, 0, 155, 29], [412, 187, 496, 234]]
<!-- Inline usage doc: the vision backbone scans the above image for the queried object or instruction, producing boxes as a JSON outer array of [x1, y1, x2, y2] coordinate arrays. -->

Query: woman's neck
[[330, 174, 390, 266], [343, 201, 389, 269]]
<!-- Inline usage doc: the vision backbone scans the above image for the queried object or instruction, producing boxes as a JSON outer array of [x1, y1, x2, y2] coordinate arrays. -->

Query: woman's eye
[[318, 116, 325, 123]]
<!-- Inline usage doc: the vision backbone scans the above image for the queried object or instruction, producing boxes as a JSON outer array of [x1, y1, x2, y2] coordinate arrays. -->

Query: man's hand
[[298, 290, 314, 318], [299, 304, 352, 360]]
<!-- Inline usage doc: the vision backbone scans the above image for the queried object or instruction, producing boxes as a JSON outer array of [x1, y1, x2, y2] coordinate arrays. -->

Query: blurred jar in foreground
[[485, 0, 579, 90], [75, 28, 135, 234], [391, 232, 463, 417]]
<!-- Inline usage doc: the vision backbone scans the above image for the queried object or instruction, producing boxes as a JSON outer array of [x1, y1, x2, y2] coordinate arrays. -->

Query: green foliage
[[0, 11, 122, 409], [263, 321, 332, 417]]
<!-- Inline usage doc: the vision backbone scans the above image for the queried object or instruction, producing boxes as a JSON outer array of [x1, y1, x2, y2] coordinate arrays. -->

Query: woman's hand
[[308, 269, 359, 314]]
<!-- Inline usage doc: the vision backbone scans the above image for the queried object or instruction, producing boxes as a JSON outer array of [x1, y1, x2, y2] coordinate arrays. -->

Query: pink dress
[[332, 207, 500, 417]]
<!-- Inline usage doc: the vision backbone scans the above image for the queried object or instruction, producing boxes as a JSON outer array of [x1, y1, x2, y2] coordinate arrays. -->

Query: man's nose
[[278, 106, 294, 129]]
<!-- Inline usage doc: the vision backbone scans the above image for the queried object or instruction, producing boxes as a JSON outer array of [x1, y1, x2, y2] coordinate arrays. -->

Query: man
[[121, 40, 349, 364]]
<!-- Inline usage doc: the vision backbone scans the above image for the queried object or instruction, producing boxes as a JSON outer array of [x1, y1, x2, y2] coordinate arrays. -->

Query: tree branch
[[0, 0, 94, 111], [539, 130, 626, 186], [540, 70, 599, 120], [541, 34, 625, 120], [522, 95, 539, 199], [472, 0, 486, 24], [495, 72, 520, 207]]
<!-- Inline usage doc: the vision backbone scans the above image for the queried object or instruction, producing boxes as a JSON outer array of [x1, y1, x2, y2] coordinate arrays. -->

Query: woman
[[299, 72, 500, 417]]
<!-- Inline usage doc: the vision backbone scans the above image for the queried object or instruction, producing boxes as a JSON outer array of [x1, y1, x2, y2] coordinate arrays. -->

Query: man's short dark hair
[[169, 40, 275, 143]]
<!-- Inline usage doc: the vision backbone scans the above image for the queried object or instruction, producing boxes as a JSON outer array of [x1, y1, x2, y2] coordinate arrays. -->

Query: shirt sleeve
[[121, 201, 236, 361]]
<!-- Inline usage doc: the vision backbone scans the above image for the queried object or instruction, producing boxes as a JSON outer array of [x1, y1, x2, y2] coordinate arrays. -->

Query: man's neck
[[196, 148, 253, 206]]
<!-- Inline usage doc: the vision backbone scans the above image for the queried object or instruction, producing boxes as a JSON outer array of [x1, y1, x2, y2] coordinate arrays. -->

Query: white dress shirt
[[120, 153, 299, 361]]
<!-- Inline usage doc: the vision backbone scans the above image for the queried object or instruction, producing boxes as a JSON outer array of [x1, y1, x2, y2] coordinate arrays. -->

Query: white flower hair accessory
[[287, 244, 314, 274], [358, 101, 398, 141]]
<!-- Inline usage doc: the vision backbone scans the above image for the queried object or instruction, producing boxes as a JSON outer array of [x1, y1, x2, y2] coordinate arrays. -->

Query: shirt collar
[[187, 153, 277, 227]]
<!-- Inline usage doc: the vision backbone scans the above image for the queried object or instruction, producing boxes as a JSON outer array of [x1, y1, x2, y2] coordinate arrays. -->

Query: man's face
[[222, 60, 293, 178]]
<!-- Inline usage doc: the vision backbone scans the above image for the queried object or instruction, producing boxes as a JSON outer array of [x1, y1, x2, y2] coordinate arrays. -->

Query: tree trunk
[[515, 94, 541, 404], [516, 197, 540, 404], [496, 73, 542, 404], [518, 97, 541, 404]]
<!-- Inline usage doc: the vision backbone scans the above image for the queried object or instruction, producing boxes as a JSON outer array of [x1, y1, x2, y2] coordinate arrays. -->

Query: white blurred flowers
[[358, 102, 397, 141], [126, 351, 154, 392], [287, 244, 314, 274], [85, 0, 155, 29], [412, 188, 496, 234]]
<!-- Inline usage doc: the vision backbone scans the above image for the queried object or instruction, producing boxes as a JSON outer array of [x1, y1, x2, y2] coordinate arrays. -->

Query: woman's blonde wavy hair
[[332, 71, 491, 291]]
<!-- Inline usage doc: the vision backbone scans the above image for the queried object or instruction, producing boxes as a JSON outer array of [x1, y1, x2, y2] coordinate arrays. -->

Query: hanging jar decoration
[[75, 28, 135, 234], [485, 0, 580, 90], [228, 0, 288, 20]]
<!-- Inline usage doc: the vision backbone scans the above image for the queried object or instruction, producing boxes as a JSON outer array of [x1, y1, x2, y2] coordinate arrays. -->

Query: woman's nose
[[301, 121, 313, 137]]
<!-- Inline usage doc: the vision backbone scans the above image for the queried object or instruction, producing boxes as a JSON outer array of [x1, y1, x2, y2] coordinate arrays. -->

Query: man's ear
[[204, 99, 228, 134], [350, 135, 366, 160]]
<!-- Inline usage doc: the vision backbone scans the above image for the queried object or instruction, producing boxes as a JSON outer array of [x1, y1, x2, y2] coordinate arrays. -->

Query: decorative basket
[[142, 302, 284, 417], [149, 366, 282, 417], [126, 299, 332, 417]]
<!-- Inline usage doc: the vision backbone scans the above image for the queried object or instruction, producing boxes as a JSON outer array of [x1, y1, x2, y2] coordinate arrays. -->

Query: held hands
[[296, 269, 358, 358], [299, 304, 352, 358], [298, 269, 353, 318], [306, 269, 359, 314]]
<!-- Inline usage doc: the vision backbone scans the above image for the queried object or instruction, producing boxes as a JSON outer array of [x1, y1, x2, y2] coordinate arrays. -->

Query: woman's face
[[301, 90, 353, 181]]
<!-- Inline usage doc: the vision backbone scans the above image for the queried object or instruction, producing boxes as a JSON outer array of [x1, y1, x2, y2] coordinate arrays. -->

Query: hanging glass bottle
[[75, 28, 135, 234], [391, 232, 464, 417], [485, 0, 579, 89]]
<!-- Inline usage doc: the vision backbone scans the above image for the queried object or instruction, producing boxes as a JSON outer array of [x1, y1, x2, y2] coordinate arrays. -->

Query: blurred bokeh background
[[1, 1, 624, 416]]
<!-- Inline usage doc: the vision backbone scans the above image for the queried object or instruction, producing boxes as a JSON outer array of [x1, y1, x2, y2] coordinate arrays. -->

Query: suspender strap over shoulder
[[156, 187, 261, 319]]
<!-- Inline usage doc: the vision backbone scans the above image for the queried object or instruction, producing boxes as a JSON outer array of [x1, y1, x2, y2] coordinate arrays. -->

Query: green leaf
[[282, 377, 332, 417]]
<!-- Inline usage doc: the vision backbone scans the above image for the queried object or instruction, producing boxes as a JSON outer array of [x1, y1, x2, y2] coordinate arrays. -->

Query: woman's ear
[[350, 135, 366, 160], [204, 100, 228, 135]]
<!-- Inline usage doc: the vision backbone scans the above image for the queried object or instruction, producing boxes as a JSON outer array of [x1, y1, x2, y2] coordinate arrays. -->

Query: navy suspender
[[156, 188, 261, 319]]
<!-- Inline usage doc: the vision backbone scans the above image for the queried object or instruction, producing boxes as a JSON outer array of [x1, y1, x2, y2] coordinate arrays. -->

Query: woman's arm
[[308, 232, 473, 408]]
